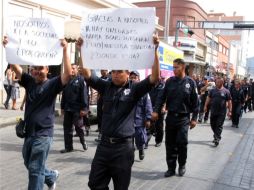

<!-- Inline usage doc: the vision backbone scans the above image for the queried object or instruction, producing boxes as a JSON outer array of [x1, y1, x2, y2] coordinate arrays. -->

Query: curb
[[0, 110, 62, 129]]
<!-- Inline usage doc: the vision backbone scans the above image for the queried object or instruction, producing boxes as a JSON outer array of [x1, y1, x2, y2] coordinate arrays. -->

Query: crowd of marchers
[[2, 35, 254, 190]]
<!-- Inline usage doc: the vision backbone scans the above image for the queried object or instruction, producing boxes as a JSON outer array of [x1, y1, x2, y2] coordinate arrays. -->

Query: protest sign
[[81, 8, 155, 70], [5, 17, 64, 65]]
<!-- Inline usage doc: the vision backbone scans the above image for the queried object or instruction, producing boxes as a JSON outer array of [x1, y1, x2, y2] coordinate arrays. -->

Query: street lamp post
[[164, 0, 171, 40]]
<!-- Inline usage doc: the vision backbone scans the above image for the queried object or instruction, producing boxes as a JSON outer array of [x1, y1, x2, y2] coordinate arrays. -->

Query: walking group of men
[[3, 34, 254, 190]]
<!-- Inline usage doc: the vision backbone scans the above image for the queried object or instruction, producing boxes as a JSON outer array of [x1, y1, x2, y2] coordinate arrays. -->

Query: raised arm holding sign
[[2, 18, 71, 190], [77, 8, 160, 190]]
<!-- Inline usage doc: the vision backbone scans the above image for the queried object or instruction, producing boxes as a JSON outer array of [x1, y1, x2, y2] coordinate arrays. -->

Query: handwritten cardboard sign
[[5, 17, 64, 65], [81, 8, 155, 70]]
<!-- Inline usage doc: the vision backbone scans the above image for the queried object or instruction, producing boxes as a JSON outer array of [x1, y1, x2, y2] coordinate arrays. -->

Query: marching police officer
[[204, 77, 232, 146], [129, 71, 153, 160], [149, 77, 165, 147], [77, 36, 160, 190], [60, 64, 89, 153], [230, 80, 245, 128], [154, 58, 199, 177]]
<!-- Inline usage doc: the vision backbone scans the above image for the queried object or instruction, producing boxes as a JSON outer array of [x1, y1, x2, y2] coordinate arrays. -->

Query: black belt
[[101, 136, 133, 144], [167, 112, 189, 117]]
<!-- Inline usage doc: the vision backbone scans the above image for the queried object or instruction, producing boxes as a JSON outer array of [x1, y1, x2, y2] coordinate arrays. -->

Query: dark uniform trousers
[[88, 140, 134, 190], [63, 111, 85, 150], [165, 114, 189, 170], [232, 103, 242, 125], [154, 113, 165, 144], [210, 114, 226, 141], [147, 113, 164, 144]]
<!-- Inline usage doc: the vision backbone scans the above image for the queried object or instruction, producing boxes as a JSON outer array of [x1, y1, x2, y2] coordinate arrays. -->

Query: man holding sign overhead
[[78, 7, 159, 190], [3, 17, 72, 190]]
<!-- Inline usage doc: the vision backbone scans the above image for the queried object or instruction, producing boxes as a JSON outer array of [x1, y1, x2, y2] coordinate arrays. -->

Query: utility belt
[[101, 136, 133, 144], [167, 112, 189, 117]]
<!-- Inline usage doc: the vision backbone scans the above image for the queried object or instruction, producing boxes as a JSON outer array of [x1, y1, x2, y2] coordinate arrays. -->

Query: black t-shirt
[[209, 87, 231, 115], [20, 73, 63, 137], [87, 73, 153, 138]]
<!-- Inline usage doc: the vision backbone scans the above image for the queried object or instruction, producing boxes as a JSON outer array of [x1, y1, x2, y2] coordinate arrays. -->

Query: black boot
[[178, 165, 186, 176], [164, 169, 175, 177], [139, 149, 145, 160]]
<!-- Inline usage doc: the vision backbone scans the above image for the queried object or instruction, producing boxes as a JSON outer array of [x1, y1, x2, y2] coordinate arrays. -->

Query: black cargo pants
[[88, 140, 134, 190], [63, 111, 85, 150], [210, 113, 226, 141], [165, 114, 189, 171]]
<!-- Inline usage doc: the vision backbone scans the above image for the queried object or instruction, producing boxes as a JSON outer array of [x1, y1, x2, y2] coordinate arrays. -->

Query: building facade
[[135, 0, 209, 77], [207, 13, 248, 78]]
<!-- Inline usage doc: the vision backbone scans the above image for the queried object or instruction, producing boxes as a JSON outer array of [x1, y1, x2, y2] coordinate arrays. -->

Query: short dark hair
[[173, 58, 185, 65]]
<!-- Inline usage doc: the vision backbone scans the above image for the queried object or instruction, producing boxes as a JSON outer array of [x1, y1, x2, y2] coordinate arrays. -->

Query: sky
[[128, 0, 254, 58]]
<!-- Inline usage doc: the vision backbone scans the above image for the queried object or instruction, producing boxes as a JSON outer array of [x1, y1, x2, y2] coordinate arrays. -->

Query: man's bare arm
[[149, 35, 160, 84], [60, 39, 72, 85]]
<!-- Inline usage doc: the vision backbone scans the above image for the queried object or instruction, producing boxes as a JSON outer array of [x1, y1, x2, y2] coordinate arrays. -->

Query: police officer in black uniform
[[154, 58, 199, 178], [250, 78, 254, 111], [149, 77, 165, 147], [60, 64, 89, 153], [204, 77, 232, 146], [242, 78, 249, 113], [77, 36, 160, 190], [230, 80, 245, 128]]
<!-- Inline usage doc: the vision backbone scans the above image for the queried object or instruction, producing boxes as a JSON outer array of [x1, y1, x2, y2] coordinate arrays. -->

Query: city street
[[0, 107, 253, 190]]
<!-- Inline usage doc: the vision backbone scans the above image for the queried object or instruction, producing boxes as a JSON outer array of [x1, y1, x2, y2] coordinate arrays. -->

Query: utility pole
[[227, 43, 231, 78], [164, 0, 171, 40]]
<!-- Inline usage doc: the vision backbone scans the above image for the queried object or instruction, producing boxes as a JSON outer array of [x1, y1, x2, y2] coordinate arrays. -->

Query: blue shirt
[[20, 73, 63, 137]]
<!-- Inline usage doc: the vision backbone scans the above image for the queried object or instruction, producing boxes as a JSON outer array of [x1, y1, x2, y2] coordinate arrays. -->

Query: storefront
[[167, 36, 207, 77]]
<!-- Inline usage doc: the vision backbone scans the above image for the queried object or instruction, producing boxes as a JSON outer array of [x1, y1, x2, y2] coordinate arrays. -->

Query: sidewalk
[[0, 111, 253, 190], [0, 97, 62, 128]]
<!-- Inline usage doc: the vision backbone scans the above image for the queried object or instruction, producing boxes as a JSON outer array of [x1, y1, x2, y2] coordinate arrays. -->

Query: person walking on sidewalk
[[129, 70, 153, 160], [77, 35, 160, 190], [3, 36, 72, 190], [230, 80, 245, 128], [204, 77, 232, 147], [154, 58, 199, 178], [3, 64, 12, 109], [60, 64, 89, 153], [10, 70, 20, 110]]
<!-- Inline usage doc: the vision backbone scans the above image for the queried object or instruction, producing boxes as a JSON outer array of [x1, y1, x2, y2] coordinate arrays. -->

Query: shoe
[[3, 103, 8, 109], [95, 129, 99, 132], [48, 170, 59, 190], [155, 143, 162, 147], [60, 149, 73, 153], [214, 140, 219, 147], [164, 170, 175, 177], [178, 165, 186, 176], [139, 149, 145, 160], [204, 120, 207, 124], [198, 119, 202, 123], [82, 143, 88, 150], [231, 124, 235, 128], [236, 125, 239, 128]]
